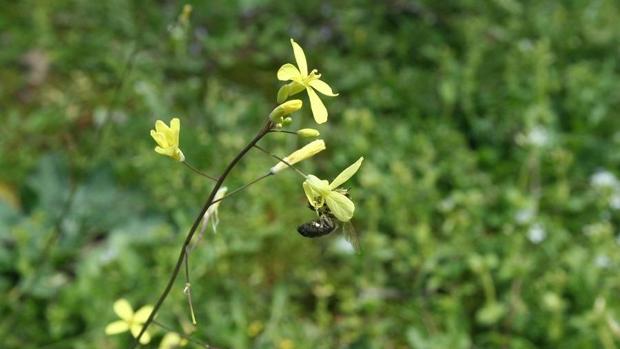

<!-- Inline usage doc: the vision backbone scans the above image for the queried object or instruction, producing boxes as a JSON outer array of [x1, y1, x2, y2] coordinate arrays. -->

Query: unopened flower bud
[[269, 100, 303, 123], [282, 117, 293, 127], [297, 128, 320, 138], [270, 139, 326, 174]]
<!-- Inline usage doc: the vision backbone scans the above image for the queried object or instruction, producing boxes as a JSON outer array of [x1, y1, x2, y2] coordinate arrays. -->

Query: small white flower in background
[[515, 208, 535, 224], [610, 192, 620, 210], [590, 170, 618, 189], [595, 254, 611, 269], [333, 236, 356, 255], [527, 223, 546, 244], [526, 126, 550, 147], [516, 126, 551, 148]]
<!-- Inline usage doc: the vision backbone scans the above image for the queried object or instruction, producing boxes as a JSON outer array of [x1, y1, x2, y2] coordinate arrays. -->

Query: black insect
[[296, 203, 361, 253], [297, 213, 336, 238]]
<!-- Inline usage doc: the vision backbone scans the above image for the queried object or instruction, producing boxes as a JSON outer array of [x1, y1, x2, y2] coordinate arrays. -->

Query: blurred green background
[[2, 0, 620, 348]]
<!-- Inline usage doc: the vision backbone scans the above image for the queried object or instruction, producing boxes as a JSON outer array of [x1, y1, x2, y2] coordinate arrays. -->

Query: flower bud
[[270, 139, 326, 174], [269, 100, 303, 123], [282, 117, 293, 127], [297, 128, 320, 138]]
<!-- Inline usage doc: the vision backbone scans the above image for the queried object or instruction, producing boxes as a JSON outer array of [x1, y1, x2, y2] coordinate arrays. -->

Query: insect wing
[[342, 221, 361, 253]]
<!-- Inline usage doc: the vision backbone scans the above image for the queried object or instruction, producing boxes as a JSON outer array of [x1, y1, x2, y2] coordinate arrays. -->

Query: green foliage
[[2, 0, 620, 348]]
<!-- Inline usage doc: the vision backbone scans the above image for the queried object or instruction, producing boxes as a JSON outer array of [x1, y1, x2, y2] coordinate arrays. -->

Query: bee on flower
[[277, 39, 338, 124], [303, 157, 364, 222]]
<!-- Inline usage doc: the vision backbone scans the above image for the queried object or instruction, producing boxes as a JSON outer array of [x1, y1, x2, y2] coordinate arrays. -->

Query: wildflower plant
[[109, 37, 363, 348]]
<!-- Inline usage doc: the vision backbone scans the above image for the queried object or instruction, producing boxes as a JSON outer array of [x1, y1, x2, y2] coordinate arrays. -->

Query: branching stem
[[183, 161, 218, 181], [132, 120, 274, 347], [210, 173, 273, 205]]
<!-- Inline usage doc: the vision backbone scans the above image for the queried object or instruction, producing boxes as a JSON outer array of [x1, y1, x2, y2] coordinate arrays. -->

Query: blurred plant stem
[[183, 161, 218, 181], [133, 119, 275, 347]]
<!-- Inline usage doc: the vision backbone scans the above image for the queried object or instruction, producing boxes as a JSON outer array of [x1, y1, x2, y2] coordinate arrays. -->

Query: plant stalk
[[133, 120, 273, 347]]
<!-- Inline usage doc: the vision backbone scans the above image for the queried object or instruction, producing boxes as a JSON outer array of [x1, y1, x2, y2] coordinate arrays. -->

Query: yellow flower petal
[[105, 320, 129, 335], [160, 333, 187, 349], [309, 79, 338, 97], [306, 87, 327, 124], [169, 117, 181, 145], [134, 305, 154, 323], [151, 131, 168, 148], [270, 139, 326, 174], [306, 175, 331, 195], [329, 157, 364, 190], [290, 38, 308, 77], [325, 191, 355, 222], [170, 117, 180, 132], [303, 179, 324, 208], [131, 325, 151, 344], [140, 332, 152, 345], [113, 299, 134, 321], [277, 63, 302, 81], [155, 120, 170, 134], [155, 146, 175, 157]]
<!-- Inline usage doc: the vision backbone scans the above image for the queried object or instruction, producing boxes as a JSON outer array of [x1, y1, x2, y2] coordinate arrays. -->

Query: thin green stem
[[269, 129, 298, 135], [132, 120, 273, 348], [253, 144, 307, 178], [183, 161, 218, 181], [210, 173, 273, 205], [183, 247, 197, 325]]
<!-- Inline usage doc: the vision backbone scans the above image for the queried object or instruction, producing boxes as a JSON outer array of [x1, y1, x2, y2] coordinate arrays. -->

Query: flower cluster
[[273, 40, 363, 224], [138, 38, 364, 346], [149, 38, 363, 224]]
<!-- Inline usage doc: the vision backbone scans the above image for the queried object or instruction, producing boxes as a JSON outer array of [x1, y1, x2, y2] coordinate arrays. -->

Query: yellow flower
[[150, 118, 185, 161], [277, 39, 338, 124], [247, 320, 264, 337], [278, 339, 295, 349], [105, 299, 154, 344], [269, 99, 303, 123], [270, 139, 326, 174], [159, 332, 188, 349], [303, 157, 363, 222]]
